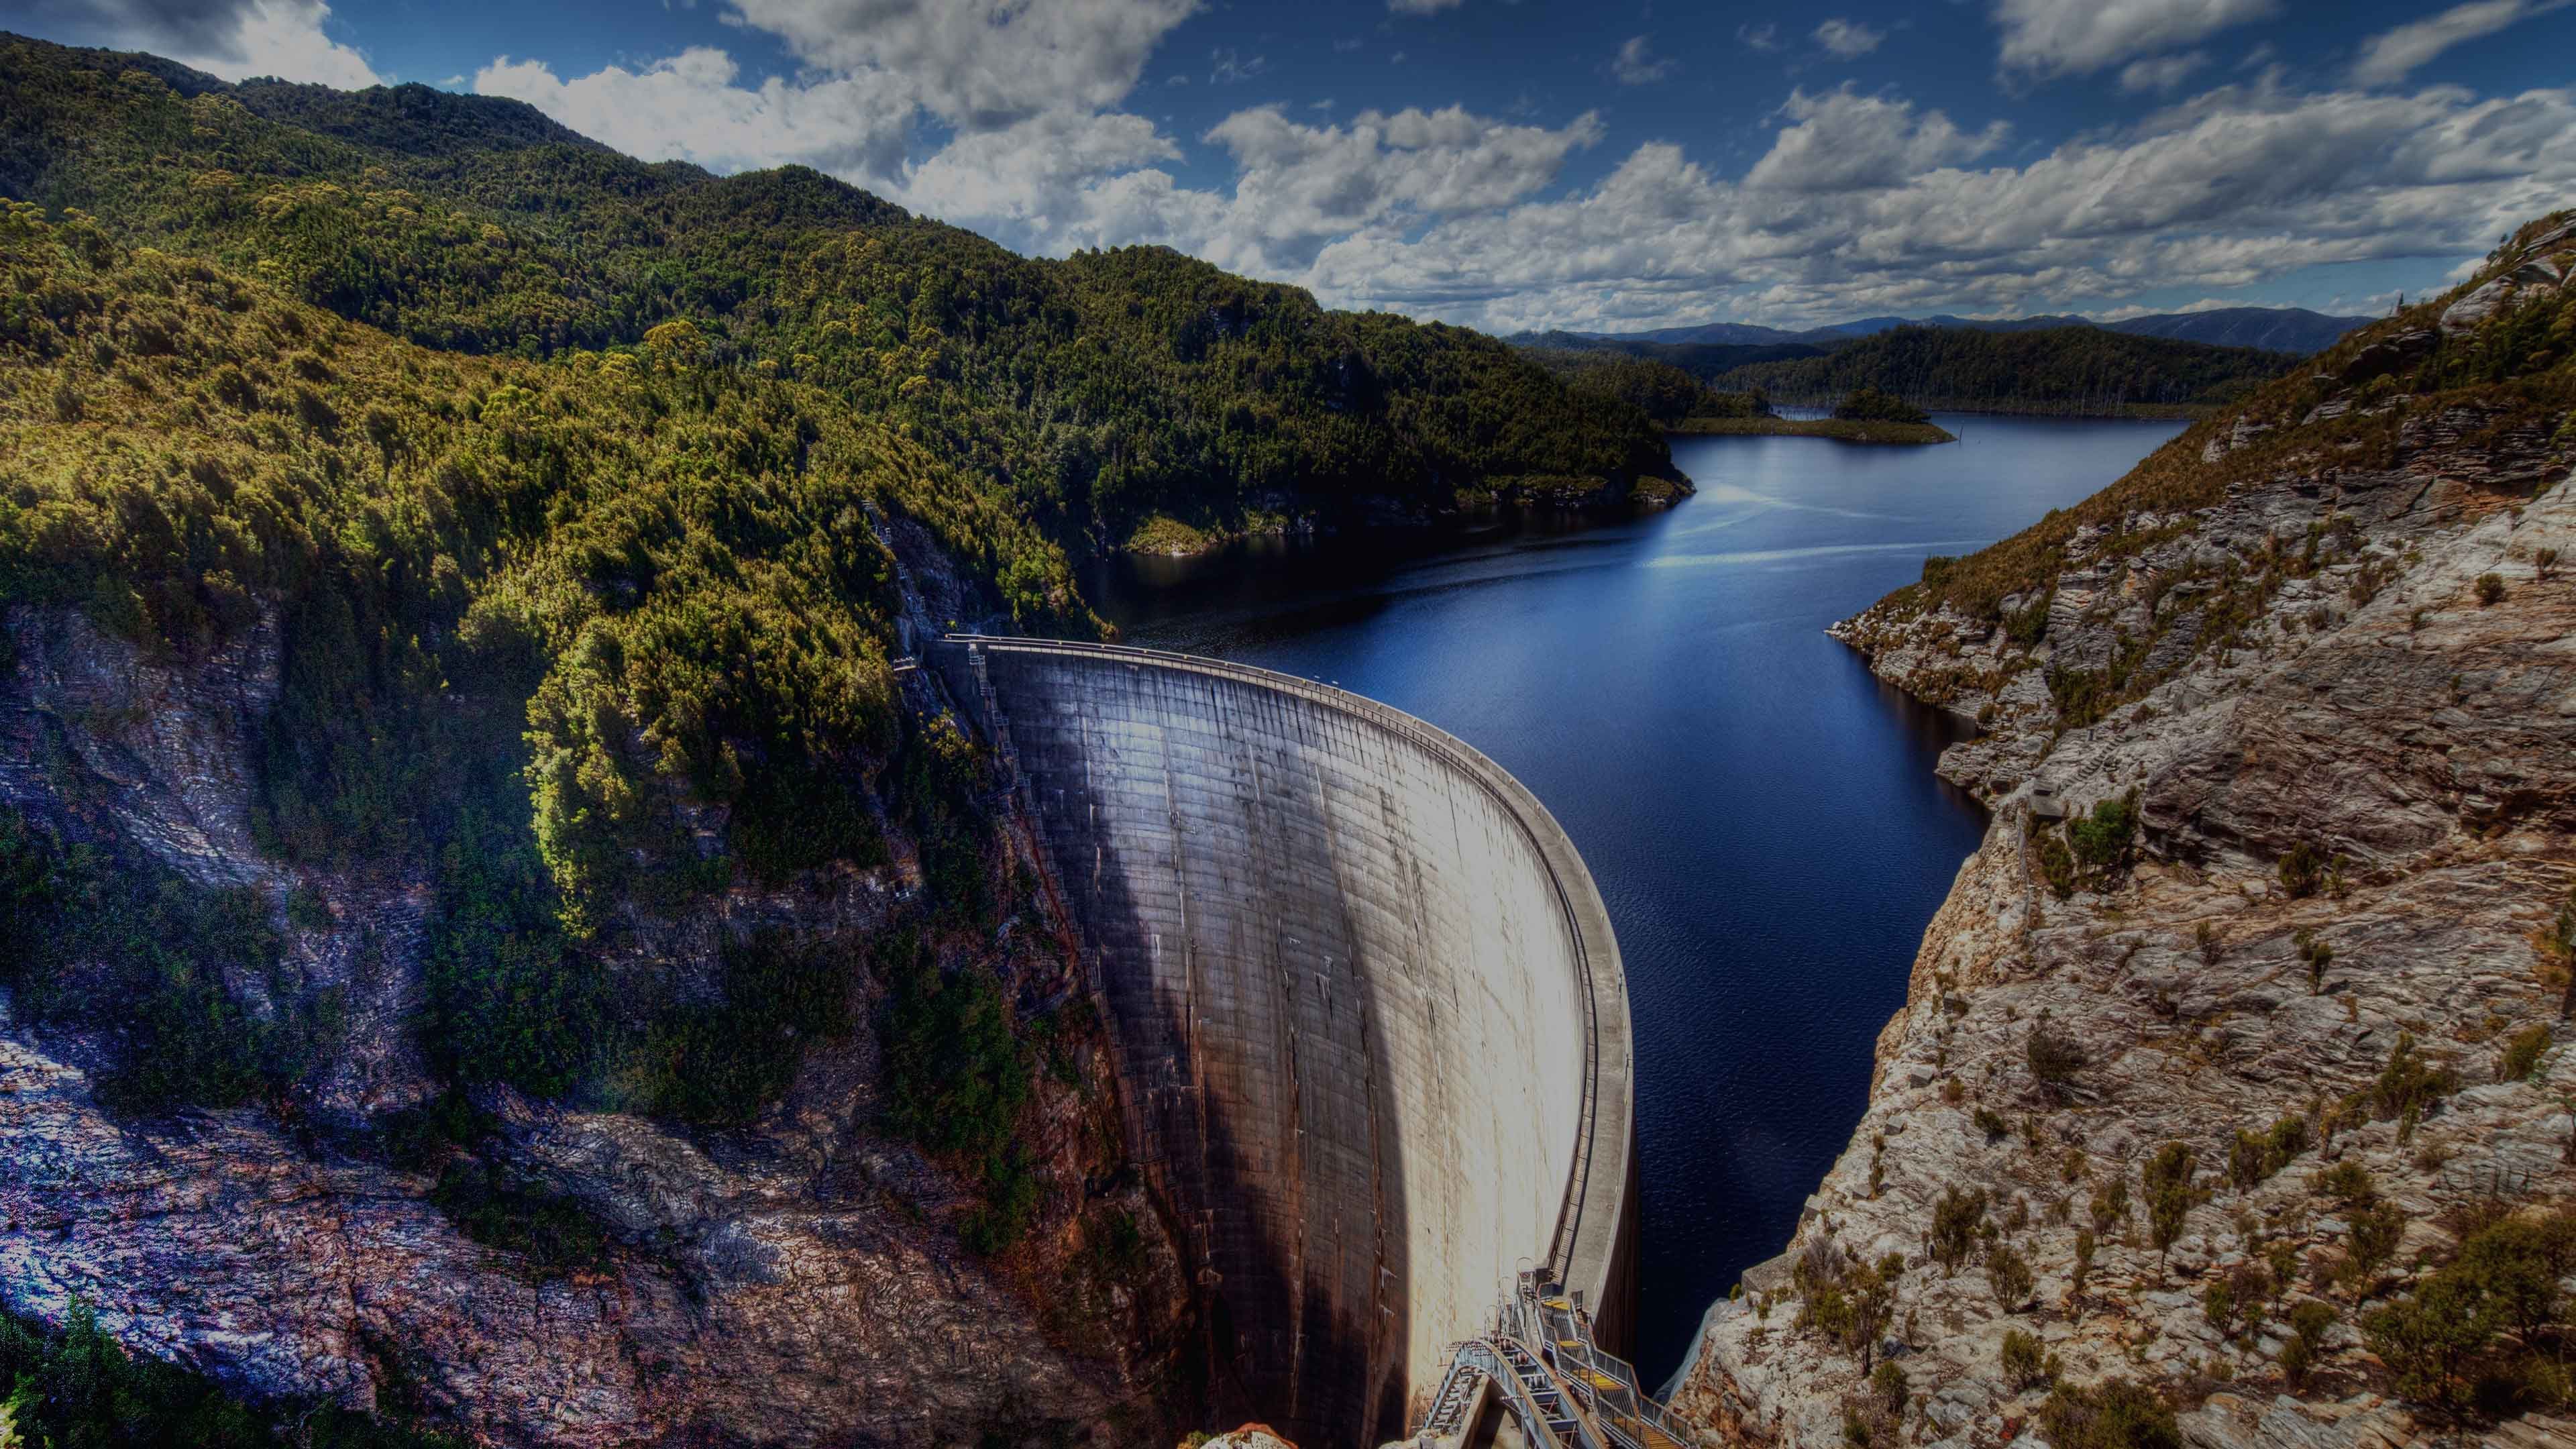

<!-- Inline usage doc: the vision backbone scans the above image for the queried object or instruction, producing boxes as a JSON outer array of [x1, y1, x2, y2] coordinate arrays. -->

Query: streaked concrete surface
[[936, 639, 1634, 1448]]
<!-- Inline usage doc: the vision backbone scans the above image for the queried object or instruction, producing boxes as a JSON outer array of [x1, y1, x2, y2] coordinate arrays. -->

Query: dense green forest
[[1523, 323, 2295, 417], [1525, 348, 1769, 424], [0, 36, 1674, 551], [1706, 324, 2297, 416]]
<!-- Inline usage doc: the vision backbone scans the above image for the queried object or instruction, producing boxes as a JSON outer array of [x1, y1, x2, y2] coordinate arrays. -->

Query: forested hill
[[1706, 325, 2298, 417], [0, 34, 1675, 553]]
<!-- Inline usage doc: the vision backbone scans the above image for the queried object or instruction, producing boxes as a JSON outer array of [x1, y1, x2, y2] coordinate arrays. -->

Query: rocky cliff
[[0, 580, 1189, 1445], [1676, 213, 2576, 1446]]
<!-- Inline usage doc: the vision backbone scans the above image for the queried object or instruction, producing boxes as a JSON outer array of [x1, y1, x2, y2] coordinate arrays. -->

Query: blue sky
[[16, 0, 2576, 332]]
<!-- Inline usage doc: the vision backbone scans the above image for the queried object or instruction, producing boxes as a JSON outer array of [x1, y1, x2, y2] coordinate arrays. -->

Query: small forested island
[[1673, 386, 1955, 445], [1534, 354, 1955, 443]]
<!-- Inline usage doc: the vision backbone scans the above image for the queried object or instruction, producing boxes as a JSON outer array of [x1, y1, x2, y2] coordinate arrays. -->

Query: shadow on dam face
[[934, 639, 1636, 1448]]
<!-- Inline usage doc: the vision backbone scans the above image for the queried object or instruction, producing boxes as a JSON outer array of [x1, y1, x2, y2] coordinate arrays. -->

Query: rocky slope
[[1675, 213, 2576, 1446], [0, 569, 1189, 1446]]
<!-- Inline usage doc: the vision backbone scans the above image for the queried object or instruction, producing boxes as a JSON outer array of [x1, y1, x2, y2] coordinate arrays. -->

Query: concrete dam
[[933, 638, 1636, 1447]]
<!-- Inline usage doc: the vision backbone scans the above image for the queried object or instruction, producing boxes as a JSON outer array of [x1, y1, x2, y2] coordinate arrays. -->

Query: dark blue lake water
[[1083, 414, 2187, 1388]]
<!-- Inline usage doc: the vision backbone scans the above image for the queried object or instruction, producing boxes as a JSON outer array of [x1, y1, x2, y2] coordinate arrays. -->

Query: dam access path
[[929, 635, 1699, 1447]]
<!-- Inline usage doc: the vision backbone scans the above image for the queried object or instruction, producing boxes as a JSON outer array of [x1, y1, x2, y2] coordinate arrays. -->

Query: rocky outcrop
[[0, 599, 1189, 1446], [1687, 218, 2576, 1446]]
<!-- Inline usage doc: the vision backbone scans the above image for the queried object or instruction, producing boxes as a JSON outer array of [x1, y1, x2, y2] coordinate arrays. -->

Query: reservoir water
[[1083, 414, 2188, 1387]]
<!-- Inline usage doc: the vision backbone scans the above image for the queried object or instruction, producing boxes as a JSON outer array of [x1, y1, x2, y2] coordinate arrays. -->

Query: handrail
[[936, 634, 1630, 1307]]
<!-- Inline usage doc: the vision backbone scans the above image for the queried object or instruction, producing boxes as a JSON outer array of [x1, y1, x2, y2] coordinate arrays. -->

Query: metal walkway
[[1406, 1271, 1701, 1448]]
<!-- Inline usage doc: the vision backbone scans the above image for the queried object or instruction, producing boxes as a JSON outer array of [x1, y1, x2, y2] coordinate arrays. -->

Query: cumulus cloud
[[1993, 0, 2275, 78], [17, 0, 379, 85], [2351, 0, 2571, 87], [2118, 51, 2207, 92], [1812, 19, 1885, 59], [1296, 80, 2576, 333], [1607, 35, 1678, 85], [1738, 23, 1782, 52], [474, 49, 915, 179], [718, 0, 1197, 127], [449, 0, 2567, 341], [1744, 87, 2006, 192]]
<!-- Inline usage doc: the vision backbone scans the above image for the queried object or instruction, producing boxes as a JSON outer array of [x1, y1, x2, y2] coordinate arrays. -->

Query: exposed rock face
[[0, 601, 1187, 1446], [1684, 225, 2576, 1446]]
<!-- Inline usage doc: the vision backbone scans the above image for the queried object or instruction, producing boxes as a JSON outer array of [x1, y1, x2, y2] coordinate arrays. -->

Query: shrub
[[2286, 1301, 2336, 1382], [2072, 1228, 2098, 1299], [2500, 1023, 2551, 1083], [2369, 1032, 2460, 1123], [2039, 1377, 2181, 1449], [2277, 841, 2332, 898], [2365, 1275, 2492, 1407], [2345, 1201, 2406, 1288], [0, 1299, 462, 1448], [1870, 1358, 1909, 1415], [2002, 1326, 2054, 1389], [2090, 1178, 2131, 1234], [2228, 1130, 2269, 1193], [2296, 930, 2334, 992], [877, 936, 1028, 1161], [2476, 572, 2508, 606], [2037, 833, 2078, 900], [2069, 791, 2140, 873], [2029, 1021, 2089, 1089], [2312, 1160, 2375, 1205], [1931, 1186, 1990, 1274], [1977, 1106, 2011, 1141], [429, 1159, 612, 1279], [633, 929, 856, 1126], [2144, 1142, 2197, 1265], [1988, 1242, 2035, 1309]]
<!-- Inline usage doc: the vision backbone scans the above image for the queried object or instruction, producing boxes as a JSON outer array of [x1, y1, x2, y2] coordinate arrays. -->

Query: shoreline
[[1670, 416, 1957, 445]]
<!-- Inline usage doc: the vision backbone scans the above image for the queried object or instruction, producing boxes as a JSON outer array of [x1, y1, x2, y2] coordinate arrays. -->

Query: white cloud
[[1738, 23, 1782, 52], [1813, 19, 1885, 59], [449, 0, 2567, 343], [1993, 0, 2275, 78], [2118, 52, 2207, 92], [1744, 87, 2007, 193], [1292, 79, 2576, 333], [475, 49, 915, 179], [1387, 0, 1462, 11], [20, 0, 380, 85], [1607, 35, 1678, 85], [716, 0, 1197, 127], [2351, 0, 2571, 87]]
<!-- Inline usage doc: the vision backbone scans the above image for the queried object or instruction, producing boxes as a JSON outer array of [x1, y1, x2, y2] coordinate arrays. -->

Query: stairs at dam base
[[1391, 1273, 1708, 1449]]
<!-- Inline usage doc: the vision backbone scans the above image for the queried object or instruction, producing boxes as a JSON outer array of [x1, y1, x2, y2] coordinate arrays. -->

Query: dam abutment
[[932, 637, 1636, 1446]]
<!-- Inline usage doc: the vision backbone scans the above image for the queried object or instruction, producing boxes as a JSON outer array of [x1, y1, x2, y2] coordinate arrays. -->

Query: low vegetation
[[0, 1300, 459, 1448]]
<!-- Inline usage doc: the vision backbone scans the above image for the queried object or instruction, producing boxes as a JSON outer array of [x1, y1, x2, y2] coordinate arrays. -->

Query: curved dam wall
[[934, 638, 1634, 1447]]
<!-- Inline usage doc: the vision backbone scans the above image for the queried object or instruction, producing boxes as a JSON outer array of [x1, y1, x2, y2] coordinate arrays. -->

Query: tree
[[2002, 1327, 2053, 1390], [2143, 1142, 2196, 1269], [2365, 1275, 2495, 1408]]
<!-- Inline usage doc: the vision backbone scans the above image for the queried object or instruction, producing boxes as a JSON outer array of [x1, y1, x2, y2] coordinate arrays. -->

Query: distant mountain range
[[1548, 306, 2372, 358]]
